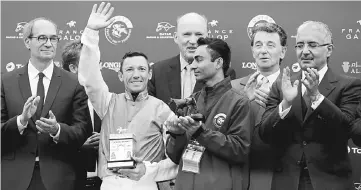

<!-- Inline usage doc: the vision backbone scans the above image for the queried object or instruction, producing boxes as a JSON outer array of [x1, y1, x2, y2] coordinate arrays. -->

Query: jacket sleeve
[[195, 97, 253, 165]]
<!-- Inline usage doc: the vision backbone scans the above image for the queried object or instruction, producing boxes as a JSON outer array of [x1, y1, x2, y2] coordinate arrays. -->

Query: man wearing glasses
[[258, 21, 361, 190], [1, 17, 91, 190]]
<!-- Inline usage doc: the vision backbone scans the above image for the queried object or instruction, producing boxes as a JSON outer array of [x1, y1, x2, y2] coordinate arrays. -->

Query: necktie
[[183, 64, 193, 99], [258, 76, 270, 91], [35, 73, 45, 120]]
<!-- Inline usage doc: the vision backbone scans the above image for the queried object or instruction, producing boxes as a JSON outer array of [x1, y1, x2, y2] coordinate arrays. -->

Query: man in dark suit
[[1, 17, 91, 190], [259, 21, 361, 190], [61, 39, 102, 190], [231, 22, 287, 190], [351, 101, 361, 147], [148, 12, 236, 105]]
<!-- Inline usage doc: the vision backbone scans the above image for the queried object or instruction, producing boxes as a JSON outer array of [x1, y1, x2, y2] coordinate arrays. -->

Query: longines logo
[[146, 22, 175, 40], [241, 61, 257, 70], [207, 19, 233, 40], [341, 20, 360, 40], [99, 61, 121, 72], [342, 61, 360, 74]]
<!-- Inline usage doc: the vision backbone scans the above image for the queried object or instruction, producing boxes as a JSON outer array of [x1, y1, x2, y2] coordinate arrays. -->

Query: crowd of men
[[2, 2, 361, 190]]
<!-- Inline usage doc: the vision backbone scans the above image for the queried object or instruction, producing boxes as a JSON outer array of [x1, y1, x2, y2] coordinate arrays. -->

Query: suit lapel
[[167, 55, 181, 99], [290, 71, 304, 124], [41, 66, 62, 117], [18, 64, 32, 103], [18, 64, 37, 130], [303, 68, 337, 123]]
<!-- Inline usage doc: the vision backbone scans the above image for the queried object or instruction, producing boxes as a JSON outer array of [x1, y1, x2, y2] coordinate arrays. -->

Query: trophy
[[107, 133, 136, 169], [168, 97, 205, 122]]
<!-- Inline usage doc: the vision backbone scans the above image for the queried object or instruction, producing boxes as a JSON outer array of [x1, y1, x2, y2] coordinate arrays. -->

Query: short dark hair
[[61, 40, 82, 72], [120, 51, 149, 73], [251, 22, 287, 47], [250, 23, 287, 64], [197, 37, 231, 76]]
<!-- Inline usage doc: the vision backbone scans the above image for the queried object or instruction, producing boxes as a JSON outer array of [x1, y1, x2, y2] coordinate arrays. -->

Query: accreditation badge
[[181, 140, 205, 174]]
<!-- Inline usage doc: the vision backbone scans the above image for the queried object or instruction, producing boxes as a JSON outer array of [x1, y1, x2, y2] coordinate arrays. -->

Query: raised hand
[[244, 71, 261, 101], [302, 68, 320, 98], [19, 95, 40, 125], [35, 110, 59, 135], [281, 67, 299, 109], [87, 2, 115, 31]]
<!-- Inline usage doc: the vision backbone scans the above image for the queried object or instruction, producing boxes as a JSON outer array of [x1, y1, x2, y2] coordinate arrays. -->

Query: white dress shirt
[[180, 55, 196, 99]]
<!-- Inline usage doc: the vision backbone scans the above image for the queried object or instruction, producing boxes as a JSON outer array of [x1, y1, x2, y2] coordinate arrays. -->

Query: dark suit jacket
[[232, 74, 274, 190], [1, 64, 92, 190], [351, 101, 361, 146], [259, 68, 361, 190], [148, 55, 236, 104]]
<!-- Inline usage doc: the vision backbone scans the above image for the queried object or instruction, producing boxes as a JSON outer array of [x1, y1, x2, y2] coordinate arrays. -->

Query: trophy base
[[107, 160, 136, 169]]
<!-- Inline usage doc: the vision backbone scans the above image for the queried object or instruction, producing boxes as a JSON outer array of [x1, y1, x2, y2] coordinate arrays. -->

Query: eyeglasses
[[29, 35, 60, 44], [295, 42, 331, 50]]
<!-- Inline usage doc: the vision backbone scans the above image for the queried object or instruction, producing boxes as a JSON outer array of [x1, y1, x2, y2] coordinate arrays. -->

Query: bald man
[[148, 12, 236, 104]]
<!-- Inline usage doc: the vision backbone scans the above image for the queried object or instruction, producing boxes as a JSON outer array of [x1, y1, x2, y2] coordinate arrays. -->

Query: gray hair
[[176, 12, 208, 31], [296, 21, 333, 44], [22, 17, 58, 45]]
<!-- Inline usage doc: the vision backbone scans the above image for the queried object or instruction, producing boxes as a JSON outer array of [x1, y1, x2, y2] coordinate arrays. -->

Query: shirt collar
[[203, 77, 232, 95], [256, 70, 280, 86], [302, 64, 328, 83], [124, 89, 149, 102], [28, 60, 54, 80], [179, 54, 189, 71]]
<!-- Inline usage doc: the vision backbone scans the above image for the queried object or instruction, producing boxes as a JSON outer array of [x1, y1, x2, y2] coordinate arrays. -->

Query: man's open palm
[[87, 2, 115, 31]]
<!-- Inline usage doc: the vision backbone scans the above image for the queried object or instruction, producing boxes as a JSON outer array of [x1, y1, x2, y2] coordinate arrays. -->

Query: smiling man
[[77, 3, 178, 190], [1, 17, 91, 190], [231, 22, 287, 190], [259, 21, 361, 190], [166, 37, 252, 190]]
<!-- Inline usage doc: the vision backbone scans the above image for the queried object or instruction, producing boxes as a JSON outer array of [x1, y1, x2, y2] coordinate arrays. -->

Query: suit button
[[302, 141, 307, 146]]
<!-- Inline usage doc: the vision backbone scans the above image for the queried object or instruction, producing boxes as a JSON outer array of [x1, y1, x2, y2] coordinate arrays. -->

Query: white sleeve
[[78, 27, 112, 119]]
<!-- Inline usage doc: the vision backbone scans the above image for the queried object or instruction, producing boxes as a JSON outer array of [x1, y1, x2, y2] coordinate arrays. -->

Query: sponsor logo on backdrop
[[146, 22, 175, 39], [105, 16, 133, 45], [5, 61, 60, 72], [341, 20, 360, 40], [58, 20, 83, 41], [100, 61, 121, 72], [342, 61, 360, 74], [348, 146, 361, 154], [207, 19, 233, 40], [292, 63, 301, 73], [247, 15, 276, 39], [5, 22, 27, 39], [354, 183, 361, 190], [241, 61, 257, 70]]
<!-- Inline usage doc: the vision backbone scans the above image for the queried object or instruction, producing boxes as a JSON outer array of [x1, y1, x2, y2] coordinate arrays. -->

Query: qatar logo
[[247, 15, 276, 39], [105, 16, 133, 45], [156, 22, 175, 32], [6, 22, 27, 39]]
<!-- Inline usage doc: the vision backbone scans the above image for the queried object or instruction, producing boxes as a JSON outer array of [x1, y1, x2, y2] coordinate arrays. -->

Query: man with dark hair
[[259, 21, 361, 190], [1, 17, 91, 190], [231, 22, 288, 190], [77, 3, 178, 190], [62, 39, 101, 190], [166, 37, 252, 190], [148, 12, 236, 106]]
